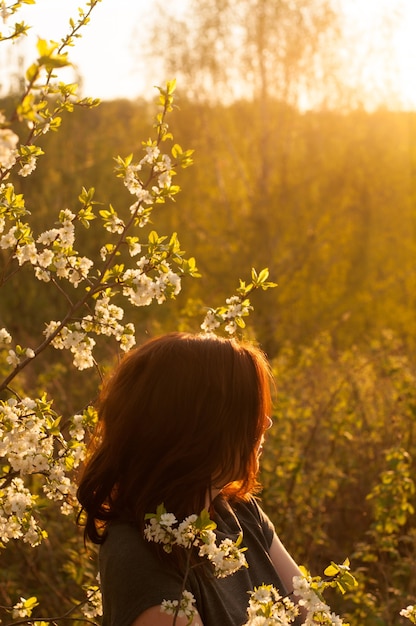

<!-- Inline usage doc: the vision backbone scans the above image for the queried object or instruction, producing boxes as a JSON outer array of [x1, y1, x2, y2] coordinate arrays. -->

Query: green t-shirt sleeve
[[247, 496, 276, 548], [99, 522, 184, 626]]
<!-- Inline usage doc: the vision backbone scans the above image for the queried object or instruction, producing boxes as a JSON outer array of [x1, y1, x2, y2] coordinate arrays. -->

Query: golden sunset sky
[[1, 0, 416, 109]]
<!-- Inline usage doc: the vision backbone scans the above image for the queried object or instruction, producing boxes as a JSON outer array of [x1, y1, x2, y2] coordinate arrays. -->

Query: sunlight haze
[[1, 0, 416, 109]]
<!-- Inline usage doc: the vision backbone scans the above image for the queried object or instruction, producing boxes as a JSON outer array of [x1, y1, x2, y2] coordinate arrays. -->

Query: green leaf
[[257, 268, 270, 283], [196, 508, 217, 532], [148, 230, 159, 245], [166, 79, 177, 95], [324, 563, 339, 577], [25, 62, 39, 82], [156, 503, 167, 518], [172, 143, 183, 159]]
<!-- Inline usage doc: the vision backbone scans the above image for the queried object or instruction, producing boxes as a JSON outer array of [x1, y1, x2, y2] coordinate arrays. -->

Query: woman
[[77, 332, 303, 626]]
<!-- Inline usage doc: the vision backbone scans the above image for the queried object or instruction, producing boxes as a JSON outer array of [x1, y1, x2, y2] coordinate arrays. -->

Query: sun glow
[[338, 0, 416, 110], [1, 0, 416, 110]]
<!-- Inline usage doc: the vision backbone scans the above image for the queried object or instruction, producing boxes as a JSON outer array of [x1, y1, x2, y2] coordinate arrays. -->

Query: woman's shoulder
[[224, 495, 276, 547], [231, 494, 270, 521], [100, 520, 157, 572], [100, 520, 184, 594], [102, 520, 142, 548], [99, 522, 186, 626]]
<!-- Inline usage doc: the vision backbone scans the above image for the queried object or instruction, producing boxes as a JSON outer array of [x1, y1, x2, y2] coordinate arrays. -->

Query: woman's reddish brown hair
[[77, 332, 272, 544]]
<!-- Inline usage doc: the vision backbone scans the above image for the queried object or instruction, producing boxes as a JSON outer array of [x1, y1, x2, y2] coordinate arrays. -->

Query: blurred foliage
[[2, 38, 416, 625], [5, 96, 416, 356], [261, 330, 416, 625]]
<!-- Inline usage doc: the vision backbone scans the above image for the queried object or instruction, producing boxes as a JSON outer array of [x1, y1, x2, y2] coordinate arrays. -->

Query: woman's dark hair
[[77, 332, 273, 544]]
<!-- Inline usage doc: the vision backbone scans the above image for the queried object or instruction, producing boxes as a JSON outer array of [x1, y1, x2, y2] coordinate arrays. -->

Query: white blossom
[[69, 414, 86, 442], [59, 222, 75, 246], [175, 515, 199, 548], [157, 170, 172, 188], [161, 590, 197, 621], [82, 585, 103, 619], [34, 267, 51, 282], [141, 145, 160, 164], [37, 249, 54, 267], [154, 153, 172, 172], [401, 605, 416, 622], [37, 229, 60, 245], [0, 226, 18, 249], [145, 509, 247, 578], [225, 320, 237, 335], [44, 322, 96, 370], [137, 188, 154, 205], [201, 310, 221, 333], [243, 584, 299, 626], [12, 598, 32, 619], [0, 327, 12, 344], [59, 209, 75, 222], [18, 156, 37, 177], [15, 242, 38, 266], [199, 536, 248, 578], [6, 349, 19, 367], [0, 477, 43, 547], [0, 126, 18, 169], [292, 575, 345, 625], [106, 214, 125, 233], [224, 296, 248, 318]]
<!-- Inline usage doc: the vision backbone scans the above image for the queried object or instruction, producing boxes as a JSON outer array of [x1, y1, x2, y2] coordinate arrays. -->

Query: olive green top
[[99, 496, 286, 626]]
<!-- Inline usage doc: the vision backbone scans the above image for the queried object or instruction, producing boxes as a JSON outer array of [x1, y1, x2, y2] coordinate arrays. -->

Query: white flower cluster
[[1, 186, 185, 376], [82, 584, 103, 619], [243, 584, 299, 626], [0, 207, 93, 286], [11, 596, 38, 620], [18, 156, 37, 177], [201, 295, 252, 335], [144, 509, 248, 578], [35, 209, 93, 285], [0, 115, 34, 177], [161, 589, 198, 623], [401, 605, 416, 624], [82, 294, 136, 351], [42, 458, 78, 514], [0, 327, 12, 345], [200, 310, 221, 333], [123, 145, 174, 202], [0, 477, 43, 546], [0, 397, 90, 547], [42, 410, 94, 512], [44, 320, 96, 370], [43, 295, 136, 370], [86, 294, 117, 330], [292, 575, 344, 625], [0, 398, 55, 477], [0, 328, 34, 370], [5, 346, 35, 368], [199, 531, 248, 578], [122, 261, 181, 307], [0, 116, 18, 170], [144, 511, 183, 550]]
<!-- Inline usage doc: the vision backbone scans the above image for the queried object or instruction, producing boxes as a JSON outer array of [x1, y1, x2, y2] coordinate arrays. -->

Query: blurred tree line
[[4, 95, 416, 357]]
